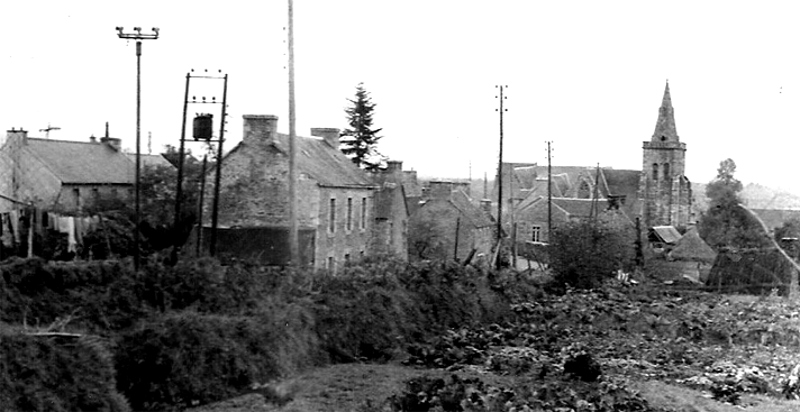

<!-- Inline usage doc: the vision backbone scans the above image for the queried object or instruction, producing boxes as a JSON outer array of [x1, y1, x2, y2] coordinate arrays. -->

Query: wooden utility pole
[[454, 217, 461, 262], [495, 85, 507, 270], [287, 0, 299, 266], [547, 141, 552, 242], [591, 163, 600, 221]]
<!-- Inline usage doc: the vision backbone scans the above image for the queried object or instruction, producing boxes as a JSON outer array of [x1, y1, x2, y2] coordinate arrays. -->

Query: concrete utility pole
[[287, 0, 300, 266], [116, 26, 159, 273]]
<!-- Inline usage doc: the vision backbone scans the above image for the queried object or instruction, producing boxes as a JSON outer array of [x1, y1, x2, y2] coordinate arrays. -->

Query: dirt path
[[188, 363, 800, 412]]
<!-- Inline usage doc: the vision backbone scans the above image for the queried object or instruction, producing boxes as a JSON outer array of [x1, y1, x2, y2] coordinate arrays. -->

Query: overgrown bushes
[[548, 219, 635, 290], [0, 255, 528, 411], [115, 310, 319, 411], [0, 329, 129, 412]]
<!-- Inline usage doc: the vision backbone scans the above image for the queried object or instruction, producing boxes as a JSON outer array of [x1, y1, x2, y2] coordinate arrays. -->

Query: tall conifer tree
[[341, 83, 384, 170]]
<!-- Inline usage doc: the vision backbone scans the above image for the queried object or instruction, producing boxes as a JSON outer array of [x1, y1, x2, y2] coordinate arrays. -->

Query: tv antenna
[[39, 123, 61, 139]]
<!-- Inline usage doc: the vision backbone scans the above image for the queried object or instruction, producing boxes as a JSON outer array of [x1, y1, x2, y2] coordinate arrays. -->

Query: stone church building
[[640, 81, 692, 229], [498, 81, 693, 243]]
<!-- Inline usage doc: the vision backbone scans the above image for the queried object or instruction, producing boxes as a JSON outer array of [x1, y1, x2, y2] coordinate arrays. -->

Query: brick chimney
[[243, 115, 279, 145], [310, 128, 340, 148], [428, 181, 454, 200], [6, 128, 28, 146]]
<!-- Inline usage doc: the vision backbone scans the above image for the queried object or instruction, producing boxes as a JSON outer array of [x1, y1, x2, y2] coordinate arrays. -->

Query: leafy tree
[[698, 158, 768, 250], [548, 218, 635, 290], [408, 215, 449, 261], [81, 155, 207, 258], [341, 82, 385, 170]]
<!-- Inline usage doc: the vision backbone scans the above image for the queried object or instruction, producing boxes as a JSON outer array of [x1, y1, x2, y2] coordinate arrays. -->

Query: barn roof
[[668, 226, 717, 263], [25, 138, 133, 184]]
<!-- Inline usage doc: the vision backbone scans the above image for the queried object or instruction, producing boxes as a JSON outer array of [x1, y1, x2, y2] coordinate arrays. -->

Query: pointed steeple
[[652, 80, 679, 142]]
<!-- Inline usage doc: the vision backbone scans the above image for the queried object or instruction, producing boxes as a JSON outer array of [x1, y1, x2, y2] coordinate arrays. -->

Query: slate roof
[[402, 171, 422, 198], [450, 190, 493, 228], [602, 169, 640, 198], [551, 198, 610, 218], [650, 225, 682, 244], [126, 153, 174, 169], [25, 138, 133, 184], [272, 133, 375, 188]]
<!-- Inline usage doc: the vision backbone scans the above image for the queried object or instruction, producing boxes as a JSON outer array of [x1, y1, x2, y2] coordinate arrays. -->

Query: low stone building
[[200, 114, 409, 269], [512, 196, 630, 244], [0, 127, 145, 213], [408, 181, 494, 264]]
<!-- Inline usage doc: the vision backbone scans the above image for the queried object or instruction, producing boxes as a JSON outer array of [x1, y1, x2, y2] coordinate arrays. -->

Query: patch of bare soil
[[190, 283, 800, 411], [189, 363, 800, 412]]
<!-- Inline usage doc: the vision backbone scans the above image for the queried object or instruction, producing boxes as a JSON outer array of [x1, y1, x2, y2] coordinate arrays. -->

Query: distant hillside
[[692, 182, 800, 213]]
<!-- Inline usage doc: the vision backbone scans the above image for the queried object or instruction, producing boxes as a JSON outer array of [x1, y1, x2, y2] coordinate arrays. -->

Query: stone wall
[[317, 187, 373, 270]]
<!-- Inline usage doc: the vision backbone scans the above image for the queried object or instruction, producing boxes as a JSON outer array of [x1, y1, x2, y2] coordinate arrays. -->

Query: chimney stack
[[243, 114, 279, 146], [385, 160, 403, 176], [428, 181, 454, 200], [99, 123, 121, 151], [310, 128, 340, 148], [6, 128, 28, 146]]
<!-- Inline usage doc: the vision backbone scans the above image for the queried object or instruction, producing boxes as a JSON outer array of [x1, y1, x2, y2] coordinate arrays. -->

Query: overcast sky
[[3, 1, 800, 193]]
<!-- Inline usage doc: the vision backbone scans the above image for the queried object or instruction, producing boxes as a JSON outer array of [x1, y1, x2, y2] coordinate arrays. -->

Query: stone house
[[408, 181, 494, 264], [200, 114, 408, 269], [370, 160, 409, 261], [0, 127, 150, 213], [511, 196, 631, 244]]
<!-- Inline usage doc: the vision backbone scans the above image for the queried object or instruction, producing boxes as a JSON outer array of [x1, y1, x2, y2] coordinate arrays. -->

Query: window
[[345, 253, 350, 263], [327, 256, 335, 271], [652, 163, 659, 181], [328, 198, 336, 233], [346, 197, 353, 231], [532, 225, 541, 243], [360, 198, 367, 230], [663, 163, 670, 180], [92, 187, 100, 202], [73, 188, 81, 208], [359, 250, 365, 258]]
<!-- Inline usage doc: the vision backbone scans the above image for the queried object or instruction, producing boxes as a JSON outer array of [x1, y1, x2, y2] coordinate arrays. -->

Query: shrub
[[548, 219, 635, 290], [0, 257, 147, 333], [0, 329, 129, 412], [115, 309, 319, 411]]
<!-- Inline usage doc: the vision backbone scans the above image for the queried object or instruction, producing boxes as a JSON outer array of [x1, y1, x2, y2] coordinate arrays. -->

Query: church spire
[[652, 80, 679, 142]]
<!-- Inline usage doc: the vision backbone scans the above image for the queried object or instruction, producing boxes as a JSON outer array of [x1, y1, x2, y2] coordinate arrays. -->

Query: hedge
[[0, 255, 529, 410], [0, 328, 129, 412]]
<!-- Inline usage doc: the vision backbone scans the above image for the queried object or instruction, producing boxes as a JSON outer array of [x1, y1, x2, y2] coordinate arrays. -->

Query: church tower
[[640, 81, 692, 229]]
